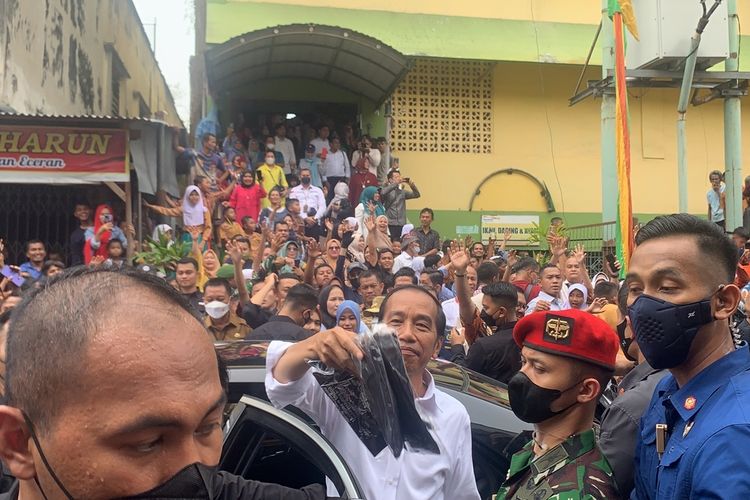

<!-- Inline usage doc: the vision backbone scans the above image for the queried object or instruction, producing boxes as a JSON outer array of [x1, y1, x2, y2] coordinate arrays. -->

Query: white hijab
[[151, 224, 173, 245], [182, 186, 206, 226], [568, 283, 588, 310]]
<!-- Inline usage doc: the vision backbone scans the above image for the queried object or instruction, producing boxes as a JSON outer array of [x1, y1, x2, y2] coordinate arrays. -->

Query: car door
[[221, 395, 365, 499]]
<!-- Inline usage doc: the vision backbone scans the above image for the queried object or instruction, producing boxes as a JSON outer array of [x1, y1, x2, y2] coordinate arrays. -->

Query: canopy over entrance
[[206, 24, 411, 106]]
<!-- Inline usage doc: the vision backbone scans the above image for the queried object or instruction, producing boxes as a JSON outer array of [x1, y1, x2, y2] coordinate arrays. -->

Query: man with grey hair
[[0, 267, 324, 499]]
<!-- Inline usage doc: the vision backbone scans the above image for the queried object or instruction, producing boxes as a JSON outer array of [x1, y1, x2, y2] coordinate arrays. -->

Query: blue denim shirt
[[632, 345, 750, 499]]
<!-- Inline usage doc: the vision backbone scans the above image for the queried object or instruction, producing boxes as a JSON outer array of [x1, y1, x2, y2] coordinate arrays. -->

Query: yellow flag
[[620, 0, 640, 40]]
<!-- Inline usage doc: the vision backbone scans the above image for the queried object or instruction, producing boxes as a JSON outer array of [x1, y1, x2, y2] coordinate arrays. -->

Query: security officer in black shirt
[[0, 267, 325, 499]]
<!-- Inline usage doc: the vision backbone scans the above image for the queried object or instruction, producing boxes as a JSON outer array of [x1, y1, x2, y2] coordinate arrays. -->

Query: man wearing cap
[[497, 309, 620, 499], [203, 277, 251, 341], [392, 231, 426, 275]]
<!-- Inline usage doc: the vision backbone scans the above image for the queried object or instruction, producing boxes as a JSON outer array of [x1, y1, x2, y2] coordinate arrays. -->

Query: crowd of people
[[2, 118, 750, 498]]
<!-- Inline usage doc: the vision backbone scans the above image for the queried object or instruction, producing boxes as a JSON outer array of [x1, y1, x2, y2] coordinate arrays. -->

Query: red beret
[[513, 309, 619, 370]]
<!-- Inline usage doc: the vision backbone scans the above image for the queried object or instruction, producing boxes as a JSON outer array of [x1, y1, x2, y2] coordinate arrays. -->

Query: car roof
[[215, 340, 512, 409]]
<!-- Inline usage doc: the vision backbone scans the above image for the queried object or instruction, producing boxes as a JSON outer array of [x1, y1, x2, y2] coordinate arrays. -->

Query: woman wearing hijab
[[336, 300, 363, 334], [567, 283, 588, 310], [229, 169, 267, 223], [84, 204, 128, 264], [144, 185, 212, 250], [347, 232, 365, 263], [354, 186, 385, 239], [323, 182, 350, 220], [318, 283, 345, 330], [151, 224, 174, 246]]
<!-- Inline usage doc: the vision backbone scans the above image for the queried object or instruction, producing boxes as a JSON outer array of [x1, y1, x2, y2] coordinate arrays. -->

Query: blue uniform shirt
[[632, 345, 750, 499]]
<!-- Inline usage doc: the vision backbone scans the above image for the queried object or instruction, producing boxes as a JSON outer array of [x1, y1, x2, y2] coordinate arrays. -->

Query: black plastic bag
[[309, 325, 439, 457]]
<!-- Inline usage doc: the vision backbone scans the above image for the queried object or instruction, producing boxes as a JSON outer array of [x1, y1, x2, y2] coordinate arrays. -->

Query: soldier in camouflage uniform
[[497, 309, 621, 500]]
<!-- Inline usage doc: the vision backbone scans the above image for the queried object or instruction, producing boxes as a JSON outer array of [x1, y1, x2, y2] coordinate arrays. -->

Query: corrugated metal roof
[[206, 24, 412, 107], [0, 111, 174, 126]]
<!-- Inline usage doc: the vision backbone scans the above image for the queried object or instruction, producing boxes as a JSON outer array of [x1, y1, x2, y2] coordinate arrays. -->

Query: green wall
[[207, 1, 750, 71], [405, 209, 667, 249]]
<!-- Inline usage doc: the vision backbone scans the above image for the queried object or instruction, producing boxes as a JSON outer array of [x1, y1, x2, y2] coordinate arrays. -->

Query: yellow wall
[[0, 0, 181, 127], [400, 61, 746, 216], [219, 0, 750, 30]]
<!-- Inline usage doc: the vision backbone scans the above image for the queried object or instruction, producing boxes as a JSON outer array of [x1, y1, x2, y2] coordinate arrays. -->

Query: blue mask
[[628, 294, 714, 369]]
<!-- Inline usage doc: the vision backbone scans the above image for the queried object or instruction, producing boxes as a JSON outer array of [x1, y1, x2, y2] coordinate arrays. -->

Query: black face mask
[[616, 320, 638, 363], [23, 411, 218, 500], [119, 462, 218, 499], [628, 293, 715, 369], [479, 310, 496, 328], [507, 372, 582, 423]]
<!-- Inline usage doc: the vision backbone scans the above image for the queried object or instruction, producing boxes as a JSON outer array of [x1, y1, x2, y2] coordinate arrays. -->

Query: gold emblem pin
[[545, 318, 571, 340]]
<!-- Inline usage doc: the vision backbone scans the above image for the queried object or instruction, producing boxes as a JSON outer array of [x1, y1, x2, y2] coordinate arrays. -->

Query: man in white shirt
[[274, 123, 297, 176], [309, 124, 330, 160], [322, 137, 350, 203], [392, 232, 426, 275], [289, 167, 327, 238], [525, 263, 570, 315], [265, 285, 480, 500]]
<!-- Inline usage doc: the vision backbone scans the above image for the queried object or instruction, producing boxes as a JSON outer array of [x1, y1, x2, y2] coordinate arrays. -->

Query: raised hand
[[367, 200, 377, 214], [550, 236, 567, 258], [506, 249, 518, 268], [463, 235, 474, 250], [573, 244, 587, 266], [364, 215, 376, 233], [450, 248, 471, 273], [226, 239, 243, 264], [306, 239, 322, 261], [271, 233, 286, 253]]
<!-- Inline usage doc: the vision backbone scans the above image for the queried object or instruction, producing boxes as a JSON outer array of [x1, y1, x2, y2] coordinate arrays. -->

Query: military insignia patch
[[684, 396, 696, 410], [543, 314, 574, 345]]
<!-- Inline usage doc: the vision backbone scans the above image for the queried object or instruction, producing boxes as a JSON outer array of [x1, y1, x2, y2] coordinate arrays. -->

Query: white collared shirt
[[322, 150, 351, 179], [265, 341, 480, 500], [274, 136, 297, 174], [288, 184, 327, 220], [525, 290, 570, 316], [392, 252, 425, 274]]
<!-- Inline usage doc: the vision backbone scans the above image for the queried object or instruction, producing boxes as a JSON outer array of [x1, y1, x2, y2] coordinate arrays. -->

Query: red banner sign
[[0, 125, 129, 183]]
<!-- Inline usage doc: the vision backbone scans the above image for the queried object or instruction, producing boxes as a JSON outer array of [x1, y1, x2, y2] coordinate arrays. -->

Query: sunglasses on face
[[328, 246, 341, 250]]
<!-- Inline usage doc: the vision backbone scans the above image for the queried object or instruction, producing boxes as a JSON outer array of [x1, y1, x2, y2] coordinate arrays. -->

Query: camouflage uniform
[[496, 429, 620, 500]]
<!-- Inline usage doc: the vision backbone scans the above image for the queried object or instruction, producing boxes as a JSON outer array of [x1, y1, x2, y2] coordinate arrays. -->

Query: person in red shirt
[[348, 159, 379, 208], [229, 169, 267, 223]]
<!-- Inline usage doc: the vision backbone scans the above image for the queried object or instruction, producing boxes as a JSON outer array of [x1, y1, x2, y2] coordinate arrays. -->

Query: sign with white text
[[0, 125, 129, 183]]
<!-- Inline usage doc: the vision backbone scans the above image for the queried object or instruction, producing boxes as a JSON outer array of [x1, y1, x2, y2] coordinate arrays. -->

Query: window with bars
[[111, 71, 120, 116], [390, 59, 493, 154], [108, 46, 129, 117]]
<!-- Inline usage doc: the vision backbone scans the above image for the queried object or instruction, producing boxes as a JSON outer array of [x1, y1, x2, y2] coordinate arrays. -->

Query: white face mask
[[266, 143, 275, 150], [265, 157, 275, 166], [205, 300, 230, 319]]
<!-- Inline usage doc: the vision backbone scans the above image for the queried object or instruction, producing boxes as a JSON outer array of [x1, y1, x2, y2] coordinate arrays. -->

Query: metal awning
[[205, 24, 412, 106]]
